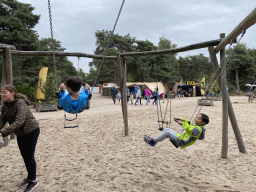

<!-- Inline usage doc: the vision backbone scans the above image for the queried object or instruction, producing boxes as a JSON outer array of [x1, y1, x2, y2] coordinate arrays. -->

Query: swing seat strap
[[64, 113, 78, 121], [64, 113, 78, 128]]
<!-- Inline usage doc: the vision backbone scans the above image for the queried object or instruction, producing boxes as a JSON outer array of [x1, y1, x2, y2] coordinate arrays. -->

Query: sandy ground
[[1, 94, 256, 192]]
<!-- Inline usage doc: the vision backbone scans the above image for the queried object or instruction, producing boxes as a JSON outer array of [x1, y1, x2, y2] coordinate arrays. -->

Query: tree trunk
[[235, 69, 240, 92]]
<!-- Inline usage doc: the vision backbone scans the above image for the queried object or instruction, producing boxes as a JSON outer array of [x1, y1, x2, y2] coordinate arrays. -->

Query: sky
[[18, 0, 256, 73]]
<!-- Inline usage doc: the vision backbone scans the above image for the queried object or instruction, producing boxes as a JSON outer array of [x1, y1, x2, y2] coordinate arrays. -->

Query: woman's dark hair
[[201, 113, 209, 125], [2, 84, 29, 105], [65, 76, 82, 92]]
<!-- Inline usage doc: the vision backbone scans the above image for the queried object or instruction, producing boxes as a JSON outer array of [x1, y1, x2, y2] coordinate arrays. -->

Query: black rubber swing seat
[[174, 118, 181, 122], [170, 138, 179, 148]]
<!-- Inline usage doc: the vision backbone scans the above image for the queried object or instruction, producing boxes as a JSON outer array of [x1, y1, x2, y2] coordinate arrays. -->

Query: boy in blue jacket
[[144, 113, 209, 148], [57, 76, 91, 114]]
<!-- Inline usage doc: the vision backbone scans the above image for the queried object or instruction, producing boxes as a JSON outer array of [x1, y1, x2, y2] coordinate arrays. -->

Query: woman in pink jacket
[[144, 88, 151, 105]]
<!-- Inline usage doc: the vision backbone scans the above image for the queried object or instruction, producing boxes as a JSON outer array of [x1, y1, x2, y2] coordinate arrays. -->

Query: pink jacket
[[145, 89, 151, 96]]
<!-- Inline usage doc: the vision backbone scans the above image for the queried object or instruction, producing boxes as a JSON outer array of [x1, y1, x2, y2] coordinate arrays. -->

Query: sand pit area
[[1, 94, 256, 192]]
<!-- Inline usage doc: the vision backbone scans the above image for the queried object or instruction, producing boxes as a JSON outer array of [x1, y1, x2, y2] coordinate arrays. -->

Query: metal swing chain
[[154, 54, 169, 130], [190, 30, 246, 123], [77, 57, 80, 75], [173, 30, 247, 144], [154, 55, 162, 129], [163, 56, 173, 128], [48, 0, 58, 91], [163, 92, 171, 127], [155, 54, 172, 130], [91, 0, 126, 93]]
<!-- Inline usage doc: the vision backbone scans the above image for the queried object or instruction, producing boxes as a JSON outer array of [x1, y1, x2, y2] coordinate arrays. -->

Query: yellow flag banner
[[179, 79, 183, 86], [37, 67, 48, 99], [201, 77, 205, 95]]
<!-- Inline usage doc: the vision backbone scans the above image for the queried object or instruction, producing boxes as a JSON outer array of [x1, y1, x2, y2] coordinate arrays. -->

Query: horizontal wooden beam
[[120, 38, 224, 56], [10, 50, 117, 60], [0, 43, 16, 50], [215, 7, 256, 53]]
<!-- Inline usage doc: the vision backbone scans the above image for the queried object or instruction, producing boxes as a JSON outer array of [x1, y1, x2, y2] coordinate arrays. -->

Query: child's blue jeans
[[146, 96, 150, 104], [155, 128, 179, 143]]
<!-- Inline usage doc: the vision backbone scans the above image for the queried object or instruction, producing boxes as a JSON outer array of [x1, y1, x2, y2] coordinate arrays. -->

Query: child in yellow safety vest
[[144, 113, 209, 148]]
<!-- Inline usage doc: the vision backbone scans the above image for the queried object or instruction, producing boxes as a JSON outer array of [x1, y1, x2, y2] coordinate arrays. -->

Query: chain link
[[190, 30, 247, 123], [48, 0, 58, 91], [91, 0, 126, 92]]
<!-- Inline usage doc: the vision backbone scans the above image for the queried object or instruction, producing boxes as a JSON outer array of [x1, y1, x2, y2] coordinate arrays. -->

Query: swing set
[[1, 1, 256, 157]]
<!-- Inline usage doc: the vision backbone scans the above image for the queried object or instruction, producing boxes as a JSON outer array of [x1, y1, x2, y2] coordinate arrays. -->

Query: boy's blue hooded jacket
[[58, 91, 89, 113]]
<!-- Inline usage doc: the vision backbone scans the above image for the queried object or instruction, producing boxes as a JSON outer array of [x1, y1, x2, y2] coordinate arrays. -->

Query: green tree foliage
[[0, 0, 40, 50], [0, 1, 78, 95], [226, 44, 255, 92], [178, 54, 214, 82], [41, 72, 56, 103], [130, 40, 156, 82], [155, 37, 181, 84], [87, 32, 182, 85], [248, 48, 256, 58], [86, 30, 136, 85], [0, 0, 41, 90], [37, 38, 78, 84]]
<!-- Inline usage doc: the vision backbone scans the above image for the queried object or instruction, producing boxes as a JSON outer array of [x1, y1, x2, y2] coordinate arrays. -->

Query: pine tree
[[226, 43, 255, 92]]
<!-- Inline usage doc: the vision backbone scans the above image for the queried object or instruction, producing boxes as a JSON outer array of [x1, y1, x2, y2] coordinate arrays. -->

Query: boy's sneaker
[[0, 140, 4, 149], [144, 136, 157, 146], [21, 178, 38, 187], [24, 180, 39, 192]]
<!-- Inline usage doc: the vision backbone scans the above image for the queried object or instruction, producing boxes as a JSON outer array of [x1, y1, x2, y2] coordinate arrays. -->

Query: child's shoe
[[144, 136, 157, 146], [21, 178, 38, 187], [24, 180, 39, 192]]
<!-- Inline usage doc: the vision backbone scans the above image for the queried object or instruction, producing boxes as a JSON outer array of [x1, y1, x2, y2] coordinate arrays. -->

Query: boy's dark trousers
[[112, 95, 116, 104]]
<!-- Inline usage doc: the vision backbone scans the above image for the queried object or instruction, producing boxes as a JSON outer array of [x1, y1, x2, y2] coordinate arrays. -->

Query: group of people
[[111, 84, 166, 106], [0, 77, 210, 192], [175, 87, 194, 99]]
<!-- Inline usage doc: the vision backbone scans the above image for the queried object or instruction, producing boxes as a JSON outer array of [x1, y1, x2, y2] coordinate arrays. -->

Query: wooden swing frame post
[[219, 33, 229, 158], [205, 9, 256, 157], [208, 45, 247, 156], [1, 46, 15, 146], [117, 52, 128, 136]]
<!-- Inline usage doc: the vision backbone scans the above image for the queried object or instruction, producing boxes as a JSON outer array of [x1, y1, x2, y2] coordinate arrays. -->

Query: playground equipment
[[1, 5, 256, 158], [198, 98, 214, 106]]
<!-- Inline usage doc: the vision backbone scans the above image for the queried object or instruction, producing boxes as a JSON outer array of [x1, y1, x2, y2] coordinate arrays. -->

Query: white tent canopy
[[126, 82, 165, 94]]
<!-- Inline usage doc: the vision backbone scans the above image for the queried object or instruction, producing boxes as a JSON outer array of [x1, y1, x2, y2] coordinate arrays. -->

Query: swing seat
[[64, 113, 79, 128], [170, 138, 179, 148], [174, 118, 181, 123]]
